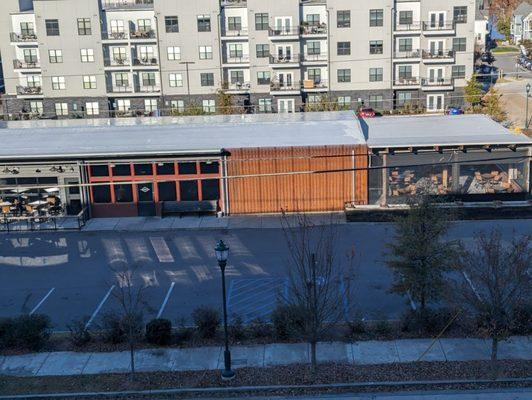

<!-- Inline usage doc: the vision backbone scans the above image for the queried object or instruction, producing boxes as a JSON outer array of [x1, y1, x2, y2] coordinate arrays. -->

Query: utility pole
[[179, 61, 195, 105]]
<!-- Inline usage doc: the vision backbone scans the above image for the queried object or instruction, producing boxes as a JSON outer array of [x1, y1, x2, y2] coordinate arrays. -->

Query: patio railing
[[0, 208, 89, 233]]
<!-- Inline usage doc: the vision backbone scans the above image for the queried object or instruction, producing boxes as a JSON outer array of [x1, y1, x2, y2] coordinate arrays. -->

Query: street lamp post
[[215, 240, 235, 381], [526, 83, 531, 129]]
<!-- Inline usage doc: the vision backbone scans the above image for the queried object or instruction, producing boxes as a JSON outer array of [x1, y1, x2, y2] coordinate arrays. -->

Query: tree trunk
[[310, 340, 317, 376], [129, 340, 135, 381], [490, 336, 499, 380]]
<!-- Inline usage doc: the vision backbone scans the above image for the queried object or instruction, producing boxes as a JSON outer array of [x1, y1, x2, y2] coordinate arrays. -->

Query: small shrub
[[271, 304, 306, 340], [249, 318, 272, 339], [145, 318, 172, 345], [346, 319, 366, 339], [401, 308, 456, 335], [230, 315, 246, 341], [511, 303, 532, 335], [175, 318, 194, 343], [192, 306, 220, 339], [67, 318, 92, 347], [0, 318, 16, 349], [12, 314, 51, 351], [373, 320, 393, 336], [100, 313, 125, 344]]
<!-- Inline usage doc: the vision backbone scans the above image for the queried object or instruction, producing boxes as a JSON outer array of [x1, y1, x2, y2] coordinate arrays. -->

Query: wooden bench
[[162, 200, 218, 217]]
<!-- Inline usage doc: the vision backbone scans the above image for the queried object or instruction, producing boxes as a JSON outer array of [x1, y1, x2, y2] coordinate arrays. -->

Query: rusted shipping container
[[226, 145, 368, 214]]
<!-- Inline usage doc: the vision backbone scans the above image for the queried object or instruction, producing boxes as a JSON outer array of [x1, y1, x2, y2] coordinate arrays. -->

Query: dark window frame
[[197, 15, 211, 32], [337, 10, 351, 28], [337, 41, 351, 56], [77, 18, 91, 35], [369, 9, 384, 27], [45, 19, 60, 36], [370, 40, 383, 54], [165, 16, 179, 33], [337, 69, 351, 83], [200, 73, 215, 86], [255, 13, 269, 31]]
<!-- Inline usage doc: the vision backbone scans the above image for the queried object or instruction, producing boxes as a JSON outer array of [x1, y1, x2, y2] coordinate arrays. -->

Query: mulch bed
[[1, 360, 530, 397]]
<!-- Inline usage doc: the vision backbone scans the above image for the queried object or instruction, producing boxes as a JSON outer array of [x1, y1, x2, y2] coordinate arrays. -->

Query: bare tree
[[110, 262, 146, 381], [281, 213, 356, 373], [451, 230, 531, 362], [386, 196, 458, 311]]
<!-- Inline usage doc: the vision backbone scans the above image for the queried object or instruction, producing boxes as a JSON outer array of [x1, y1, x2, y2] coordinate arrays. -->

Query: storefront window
[[157, 181, 177, 201], [92, 185, 111, 203], [156, 163, 175, 175], [112, 164, 131, 176], [179, 180, 198, 200], [459, 162, 526, 195], [201, 179, 220, 200], [200, 161, 219, 174], [134, 164, 153, 175], [90, 165, 109, 177], [388, 164, 453, 199], [178, 162, 197, 175], [114, 184, 133, 202]]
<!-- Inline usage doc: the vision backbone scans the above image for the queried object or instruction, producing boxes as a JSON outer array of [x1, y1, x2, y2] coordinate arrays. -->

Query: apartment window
[[399, 11, 413, 25], [337, 69, 351, 83], [398, 65, 412, 79], [169, 73, 183, 87], [197, 15, 211, 32], [258, 98, 272, 113], [165, 16, 179, 32], [86, 102, 99, 116], [138, 46, 154, 62], [454, 6, 468, 23], [369, 95, 383, 109], [26, 75, 40, 87], [337, 41, 351, 55], [397, 92, 412, 107], [51, 76, 66, 90], [307, 94, 320, 104], [337, 10, 350, 28], [308, 68, 321, 83], [257, 71, 271, 85], [199, 46, 213, 59], [201, 73, 214, 86], [202, 99, 215, 113], [307, 41, 321, 55], [170, 100, 185, 113], [229, 43, 243, 58], [110, 20, 124, 33], [398, 38, 412, 52], [23, 49, 38, 63], [370, 40, 383, 54], [55, 103, 68, 116], [337, 96, 351, 108], [255, 13, 269, 31], [369, 67, 383, 82], [115, 73, 129, 87], [256, 44, 269, 58], [48, 49, 63, 63], [145, 99, 158, 113], [77, 18, 91, 35], [20, 22, 35, 36], [229, 71, 243, 84], [112, 47, 127, 62], [167, 46, 181, 60], [117, 99, 130, 112], [453, 37, 466, 52], [83, 75, 97, 89], [29, 101, 43, 114], [228, 16, 242, 31], [306, 14, 320, 25], [80, 48, 95, 62], [137, 19, 152, 32], [370, 9, 384, 27], [452, 65, 466, 79], [45, 19, 60, 36], [142, 72, 156, 86]]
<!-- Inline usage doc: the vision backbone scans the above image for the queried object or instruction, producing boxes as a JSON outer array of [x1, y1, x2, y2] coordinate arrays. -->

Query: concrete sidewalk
[[82, 213, 346, 232], [0, 336, 530, 377]]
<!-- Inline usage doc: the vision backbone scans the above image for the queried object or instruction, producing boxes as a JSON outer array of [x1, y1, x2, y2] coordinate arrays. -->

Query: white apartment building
[[0, 0, 475, 118]]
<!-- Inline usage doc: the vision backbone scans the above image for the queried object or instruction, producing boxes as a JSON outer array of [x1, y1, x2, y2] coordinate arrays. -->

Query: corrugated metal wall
[[226, 145, 368, 214]]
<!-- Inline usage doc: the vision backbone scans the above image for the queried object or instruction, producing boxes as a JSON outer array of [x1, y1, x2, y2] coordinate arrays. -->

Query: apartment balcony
[[223, 81, 251, 94], [133, 57, 159, 68], [221, 28, 248, 40], [129, 29, 156, 40], [421, 49, 455, 64], [103, 57, 131, 68], [222, 55, 250, 67], [13, 60, 40, 70], [268, 27, 300, 40], [221, 0, 246, 6], [300, 53, 328, 64], [138, 85, 161, 93], [107, 85, 133, 95], [107, 85, 161, 96], [421, 77, 454, 91], [392, 50, 421, 62], [270, 81, 301, 95], [16, 86, 42, 96], [9, 32, 38, 44], [394, 22, 422, 35], [102, 0, 154, 10], [422, 21, 456, 36], [102, 31, 130, 42], [392, 77, 421, 89], [301, 79, 328, 92], [300, 23, 327, 38], [269, 54, 300, 68]]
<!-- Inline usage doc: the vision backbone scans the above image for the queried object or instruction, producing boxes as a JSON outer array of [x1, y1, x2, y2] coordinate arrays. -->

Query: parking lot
[[0, 219, 529, 331]]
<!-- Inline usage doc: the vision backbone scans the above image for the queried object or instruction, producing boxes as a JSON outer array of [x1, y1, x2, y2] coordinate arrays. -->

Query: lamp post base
[[221, 369, 235, 380]]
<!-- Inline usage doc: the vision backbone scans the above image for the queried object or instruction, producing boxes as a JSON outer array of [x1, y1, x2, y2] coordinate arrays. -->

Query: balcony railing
[[221, 0, 246, 5], [138, 85, 161, 93], [421, 78, 454, 87], [221, 28, 248, 37], [270, 81, 300, 91], [103, 31, 129, 40], [130, 29, 156, 39], [13, 60, 40, 69], [393, 77, 420, 86], [300, 53, 328, 62], [422, 21, 456, 32], [393, 50, 421, 59], [300, 23, 327, 35], [107, 85, 133, 93], [224, 55, 250, 64], [268, 27, 300, 36], [421, 49, 455, 60], [104, 57, 131, 67], [301, 79, 328, 89], [16, 86, 42, 95], [10, 32, 38, 42], [133, 57, 158, 66], [395, 22, 421, 31], [269, 55, 300, 64], [102, 0, 154, 10], [223, 81, 251, 91]]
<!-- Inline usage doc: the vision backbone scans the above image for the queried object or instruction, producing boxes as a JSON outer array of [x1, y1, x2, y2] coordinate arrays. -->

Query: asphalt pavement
[[0, 219, 530, 330]]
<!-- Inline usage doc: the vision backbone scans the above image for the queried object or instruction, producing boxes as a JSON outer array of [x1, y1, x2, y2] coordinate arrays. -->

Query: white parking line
[[85, 285, 115, 329], [157, 282, 175, 319], [29, 288, 55, 315]]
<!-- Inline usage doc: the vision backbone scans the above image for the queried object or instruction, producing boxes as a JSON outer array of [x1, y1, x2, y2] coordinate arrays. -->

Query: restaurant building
[[0, 112, 530, 219]]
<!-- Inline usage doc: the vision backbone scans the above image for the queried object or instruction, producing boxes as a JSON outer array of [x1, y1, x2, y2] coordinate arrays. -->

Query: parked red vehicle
[[357, 107, 376, 118]]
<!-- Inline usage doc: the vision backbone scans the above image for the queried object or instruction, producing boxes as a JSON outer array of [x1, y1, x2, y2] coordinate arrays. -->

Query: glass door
[[136, 182, 156, 216]]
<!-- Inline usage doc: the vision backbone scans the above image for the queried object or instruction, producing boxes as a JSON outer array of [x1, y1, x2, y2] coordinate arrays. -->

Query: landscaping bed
[[0, 360, 530, 398]]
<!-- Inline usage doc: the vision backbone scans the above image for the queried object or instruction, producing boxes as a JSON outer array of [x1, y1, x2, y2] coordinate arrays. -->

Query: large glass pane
[[201, 179, 220, 200], [179, 180, 198, 201], [134, 164, 153, 175], [178, 162, 197, 175], [92, 185, 111, 203], [157, 181, 177, 201], [200, 161, 219, 174], [459, 162, 526, 195], [90, 165, 109, 177], [156, 163, 175, 175], [114, 184, 133, 202], [112, 164, 131, 176]]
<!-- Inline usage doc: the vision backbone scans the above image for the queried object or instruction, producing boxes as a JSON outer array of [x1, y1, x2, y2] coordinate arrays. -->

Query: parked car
[[357, 107, 376, 118], [446, 106, 463, 115]]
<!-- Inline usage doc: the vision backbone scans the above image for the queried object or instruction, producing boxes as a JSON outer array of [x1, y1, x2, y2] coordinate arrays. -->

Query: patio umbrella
[[29, 200, 47, 206], [44, 187, 60, 193], [10, 188, 28, 194]]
